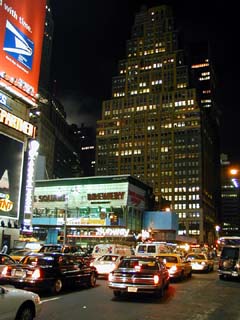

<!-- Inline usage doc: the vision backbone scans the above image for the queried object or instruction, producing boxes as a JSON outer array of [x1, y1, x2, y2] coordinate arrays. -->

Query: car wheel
[[165, 279, 170, 289], [113, 290, 122, 297], [52, 279, 63, 294], [180, 271, 185, 281], [155, 285, 164, 298], [16, 304, 34, 320], [88, 272, 97, 288], [219, 274, 225, 281]]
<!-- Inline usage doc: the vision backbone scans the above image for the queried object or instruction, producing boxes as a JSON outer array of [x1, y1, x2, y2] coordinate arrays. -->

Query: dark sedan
[[108, 256, 170, 298], [0, 252, 97, 294]]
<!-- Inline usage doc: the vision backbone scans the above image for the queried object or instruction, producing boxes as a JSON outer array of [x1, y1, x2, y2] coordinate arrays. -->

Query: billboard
[[0, 133, 24, 219], [0, 0, 46, 104]]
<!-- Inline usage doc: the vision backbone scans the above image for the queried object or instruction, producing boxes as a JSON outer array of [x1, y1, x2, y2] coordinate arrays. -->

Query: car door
[[0, 286, 17, 320]]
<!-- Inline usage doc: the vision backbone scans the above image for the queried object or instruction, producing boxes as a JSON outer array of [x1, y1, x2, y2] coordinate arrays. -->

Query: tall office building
[[96, 5, 220, 244]]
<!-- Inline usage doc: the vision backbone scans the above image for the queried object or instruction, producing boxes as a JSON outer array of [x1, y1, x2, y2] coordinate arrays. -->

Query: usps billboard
[[0, 0, 46, 101]]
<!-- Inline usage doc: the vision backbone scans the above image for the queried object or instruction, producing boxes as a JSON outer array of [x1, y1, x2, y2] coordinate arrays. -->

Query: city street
[[37, 267, 240, 320]]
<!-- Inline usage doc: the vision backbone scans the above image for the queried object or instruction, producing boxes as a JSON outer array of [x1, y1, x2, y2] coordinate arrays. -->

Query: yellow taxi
[[185, 252, 214, 272], [9, 249, 33, 262], [156, 253, 192, 281]]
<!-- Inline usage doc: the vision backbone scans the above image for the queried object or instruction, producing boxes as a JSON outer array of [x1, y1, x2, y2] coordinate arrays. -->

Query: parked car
[[0, 285, 41, 320], [185, 252, 214, 272], [90, 254, 124, 277], [108, 256, 170, 298], [0, 252, 97, 294], [157, 253, 192, 280], [218, 245, 240, 280], [0, 253, 17, 273]]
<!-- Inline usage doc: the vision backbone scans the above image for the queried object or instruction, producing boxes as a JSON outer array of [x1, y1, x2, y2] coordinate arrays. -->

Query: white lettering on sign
[[96, 227, 130, 237], [0, 107, 36, 137]]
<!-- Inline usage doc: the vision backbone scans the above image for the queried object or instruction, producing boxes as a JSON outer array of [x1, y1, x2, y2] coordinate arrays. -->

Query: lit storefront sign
[[88, 192, 125, 200], [0, 106, 36, 138], [96, 227, 130, 237]]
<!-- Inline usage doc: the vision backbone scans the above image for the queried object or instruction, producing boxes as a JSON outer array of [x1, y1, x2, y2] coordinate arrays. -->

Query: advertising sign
[[0, 133, 24, 219], [0, 0, 46, 104]]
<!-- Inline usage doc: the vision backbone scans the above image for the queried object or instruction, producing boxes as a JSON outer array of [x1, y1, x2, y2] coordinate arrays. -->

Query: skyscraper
[[96, 5, 220, 244]]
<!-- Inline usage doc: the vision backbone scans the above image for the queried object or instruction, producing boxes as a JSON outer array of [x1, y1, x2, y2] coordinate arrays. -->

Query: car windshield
[[160, 256, 178, 263], [21, 256, 55, 266], [99, 255, 119, 262], [188, 254, 206, 260], [221, 247, 239, 259], [39, 246, 61, 253], [119, 258, 158, 270]]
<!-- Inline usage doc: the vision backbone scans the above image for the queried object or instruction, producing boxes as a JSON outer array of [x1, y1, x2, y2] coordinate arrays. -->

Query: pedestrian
[[1, 241, 8, 254]]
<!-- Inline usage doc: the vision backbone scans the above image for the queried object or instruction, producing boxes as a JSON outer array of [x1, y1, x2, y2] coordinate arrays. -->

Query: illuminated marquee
[[24, 140, 39, 216], [96, 227, 130, 237], [0, 106, 36, 137]]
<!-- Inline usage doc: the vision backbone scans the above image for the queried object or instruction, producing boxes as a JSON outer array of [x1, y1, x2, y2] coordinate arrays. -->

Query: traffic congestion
[[2, 237, 239, 320]]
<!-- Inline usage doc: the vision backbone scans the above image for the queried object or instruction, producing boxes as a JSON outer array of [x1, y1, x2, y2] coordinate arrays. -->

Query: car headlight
[[201, 262, 206, 265], [169, 265, 177, 272], [153, 275, 160, 284]]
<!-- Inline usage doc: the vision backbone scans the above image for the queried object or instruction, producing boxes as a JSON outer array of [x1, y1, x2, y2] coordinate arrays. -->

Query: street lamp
[[229, 167, 239, 188]]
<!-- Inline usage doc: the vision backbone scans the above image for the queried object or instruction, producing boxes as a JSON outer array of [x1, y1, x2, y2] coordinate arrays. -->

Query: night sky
[[49, 0, 240, 163]]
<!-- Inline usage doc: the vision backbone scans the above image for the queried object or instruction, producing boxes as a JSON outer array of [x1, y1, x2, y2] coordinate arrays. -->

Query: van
[[135, 242, 173, 256], [92, 243, 133, 258], [218, 245, 240, 280]]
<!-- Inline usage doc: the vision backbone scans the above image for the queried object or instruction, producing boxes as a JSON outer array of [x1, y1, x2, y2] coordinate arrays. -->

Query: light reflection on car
[[90, 254, 124, 278]]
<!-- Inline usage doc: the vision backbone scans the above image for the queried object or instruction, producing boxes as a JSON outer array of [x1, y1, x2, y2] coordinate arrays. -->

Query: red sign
[[0, 0, 46, 104]]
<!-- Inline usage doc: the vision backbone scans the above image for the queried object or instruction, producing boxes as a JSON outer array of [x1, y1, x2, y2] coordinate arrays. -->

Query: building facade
[[95, 5, 220, 245], [0, 0, 47, 247], [32, 175, 153, 247]]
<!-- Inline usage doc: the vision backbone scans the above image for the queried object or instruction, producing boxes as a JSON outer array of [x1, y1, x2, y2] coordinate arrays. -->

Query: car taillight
[[153, 275, 160, 284], [32, 268, 41, 279], [134, 265, 141, 272], [1, 266, 8, 276]]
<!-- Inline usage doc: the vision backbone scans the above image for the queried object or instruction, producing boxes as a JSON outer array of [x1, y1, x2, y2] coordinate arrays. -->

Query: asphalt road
[[37, 268, 240, 320]]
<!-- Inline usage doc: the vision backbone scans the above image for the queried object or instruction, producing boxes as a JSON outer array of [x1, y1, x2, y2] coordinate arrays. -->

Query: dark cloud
[[58, 91, 101, 127]]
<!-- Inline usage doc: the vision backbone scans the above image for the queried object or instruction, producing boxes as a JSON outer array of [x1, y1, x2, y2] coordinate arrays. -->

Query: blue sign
[[3, 20, 34, 70]]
